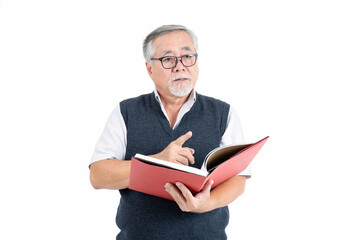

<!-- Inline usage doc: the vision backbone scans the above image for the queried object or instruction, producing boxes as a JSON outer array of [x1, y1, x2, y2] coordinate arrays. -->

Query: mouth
[[173, 78, 189, 81], [169, 73, 192, 83]]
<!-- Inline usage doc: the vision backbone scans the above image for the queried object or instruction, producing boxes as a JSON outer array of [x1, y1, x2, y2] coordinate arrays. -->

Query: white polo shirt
[[90, 90, 251, 176]]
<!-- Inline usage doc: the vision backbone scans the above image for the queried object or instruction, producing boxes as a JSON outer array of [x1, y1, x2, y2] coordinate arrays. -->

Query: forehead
[[153, 31, 195, 56]]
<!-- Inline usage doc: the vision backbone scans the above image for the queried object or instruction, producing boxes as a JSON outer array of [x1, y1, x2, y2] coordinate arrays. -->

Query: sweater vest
[[116, 92, 230, 240]]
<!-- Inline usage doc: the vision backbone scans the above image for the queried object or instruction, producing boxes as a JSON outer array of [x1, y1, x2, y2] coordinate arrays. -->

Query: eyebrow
[[161, 46, 194, 57]]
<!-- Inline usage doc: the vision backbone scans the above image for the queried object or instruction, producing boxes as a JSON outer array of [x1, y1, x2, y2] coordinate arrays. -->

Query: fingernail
[[175, 182, 181, 187]]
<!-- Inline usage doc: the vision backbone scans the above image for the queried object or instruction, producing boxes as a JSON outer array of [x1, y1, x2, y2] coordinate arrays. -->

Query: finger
[[179, 148, 195, 165], [183, 147, 195, 155], [174, 131, 192, 146], [175, 155, 190, 166], [195, 179, 213, 200], [175, 182, 195, 202], [165, 182, 186, 203]]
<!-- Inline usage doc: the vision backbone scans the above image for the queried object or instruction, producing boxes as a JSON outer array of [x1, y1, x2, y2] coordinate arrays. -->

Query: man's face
[[146, 30, 199, 99]]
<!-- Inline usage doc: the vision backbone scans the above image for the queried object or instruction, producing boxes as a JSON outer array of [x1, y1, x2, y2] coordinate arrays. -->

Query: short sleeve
[[90, 105, 127, 165]]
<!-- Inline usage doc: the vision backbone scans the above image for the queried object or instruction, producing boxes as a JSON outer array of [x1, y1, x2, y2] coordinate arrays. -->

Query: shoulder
[[119, 92, 155, 123], [120, 92, 155, 112], [196, 92, 230, 110], [120, 92, 154, 106]]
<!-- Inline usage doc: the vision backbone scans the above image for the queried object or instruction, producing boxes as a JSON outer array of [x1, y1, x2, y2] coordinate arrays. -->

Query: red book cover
[[129, 136, 269, 201]]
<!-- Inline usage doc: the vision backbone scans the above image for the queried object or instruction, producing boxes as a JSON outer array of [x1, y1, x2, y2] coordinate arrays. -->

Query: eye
[[162, 57, 175, 62]]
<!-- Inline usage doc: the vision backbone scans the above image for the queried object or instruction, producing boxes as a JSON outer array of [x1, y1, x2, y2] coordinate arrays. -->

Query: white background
[[1, 0, 359, 239]]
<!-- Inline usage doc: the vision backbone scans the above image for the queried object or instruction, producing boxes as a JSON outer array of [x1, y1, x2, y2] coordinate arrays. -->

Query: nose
[[172, 58, 186, 72]]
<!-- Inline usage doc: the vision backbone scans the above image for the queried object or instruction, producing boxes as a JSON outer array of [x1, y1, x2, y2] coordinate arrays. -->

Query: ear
[[145, 62, 153, 77]]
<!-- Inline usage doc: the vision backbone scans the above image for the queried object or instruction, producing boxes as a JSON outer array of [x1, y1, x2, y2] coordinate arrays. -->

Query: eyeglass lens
[[162, 55, 197, 69]]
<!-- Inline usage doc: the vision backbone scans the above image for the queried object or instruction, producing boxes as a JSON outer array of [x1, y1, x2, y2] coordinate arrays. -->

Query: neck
[[161, 94, 190, 107], [157, 90, 193, 128]]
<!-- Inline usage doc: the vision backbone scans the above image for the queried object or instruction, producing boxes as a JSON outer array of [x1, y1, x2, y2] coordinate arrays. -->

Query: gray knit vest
[[116, 92, 230, 240]]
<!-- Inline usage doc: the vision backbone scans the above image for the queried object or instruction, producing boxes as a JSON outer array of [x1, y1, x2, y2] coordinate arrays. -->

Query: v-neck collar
[[150, 91, 197, 138], [153, 89, 197, 130]]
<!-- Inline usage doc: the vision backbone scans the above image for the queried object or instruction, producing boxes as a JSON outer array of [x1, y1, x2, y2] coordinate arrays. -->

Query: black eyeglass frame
[[150, 53, 198, 69]]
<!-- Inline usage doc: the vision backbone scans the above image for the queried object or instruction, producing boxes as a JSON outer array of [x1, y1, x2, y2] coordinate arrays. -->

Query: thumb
[[174, 131, 192, 146], [195, 179, 214, 200], [203, 179, 214, 192]]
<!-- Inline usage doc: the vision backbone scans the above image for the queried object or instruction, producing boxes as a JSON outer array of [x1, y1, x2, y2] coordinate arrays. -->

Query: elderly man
[[90, 25, 250, 240]]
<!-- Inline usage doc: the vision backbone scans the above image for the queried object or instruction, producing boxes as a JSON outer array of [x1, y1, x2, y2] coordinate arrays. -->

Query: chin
[[169, 83, 193, 97]]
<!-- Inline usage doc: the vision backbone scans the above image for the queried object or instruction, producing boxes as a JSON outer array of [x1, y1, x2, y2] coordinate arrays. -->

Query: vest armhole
[[220, 102, 230, 137]]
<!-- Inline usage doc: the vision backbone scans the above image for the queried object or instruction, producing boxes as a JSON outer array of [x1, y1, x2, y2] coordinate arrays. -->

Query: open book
[[129, 136, 269, 200]]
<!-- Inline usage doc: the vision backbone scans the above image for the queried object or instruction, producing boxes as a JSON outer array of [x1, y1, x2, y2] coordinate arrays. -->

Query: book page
[[134, 154, 208, 177], [204, 144, 251, 172]]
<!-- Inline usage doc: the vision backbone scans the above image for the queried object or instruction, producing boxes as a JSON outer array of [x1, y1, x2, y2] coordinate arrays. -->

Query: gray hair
[[143, 25, 198, 64]]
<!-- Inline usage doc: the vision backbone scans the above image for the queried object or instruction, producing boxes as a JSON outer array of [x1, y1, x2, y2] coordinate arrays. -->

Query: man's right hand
[[150, 131, 195, 166]]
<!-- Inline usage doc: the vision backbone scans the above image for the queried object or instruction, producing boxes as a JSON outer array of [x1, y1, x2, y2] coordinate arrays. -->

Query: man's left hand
[[165, 179, 214, 213]]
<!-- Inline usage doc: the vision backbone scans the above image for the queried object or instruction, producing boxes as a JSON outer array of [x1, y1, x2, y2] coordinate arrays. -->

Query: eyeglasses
[[151, 53, 198, 69]]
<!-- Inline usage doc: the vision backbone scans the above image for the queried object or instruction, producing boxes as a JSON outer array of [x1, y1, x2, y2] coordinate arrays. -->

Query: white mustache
[[169, 73, 192, 82]]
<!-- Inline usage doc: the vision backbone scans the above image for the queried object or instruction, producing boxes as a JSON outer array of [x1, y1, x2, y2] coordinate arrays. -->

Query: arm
[[89, 105, 129, 190], [206, 175, 246, 211], [90, 159, 131, 190], [165, 175, 246, 213]]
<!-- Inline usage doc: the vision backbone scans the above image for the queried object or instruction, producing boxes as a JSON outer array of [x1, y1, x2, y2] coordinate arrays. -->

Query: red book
[[129, 136, 269, 201]]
